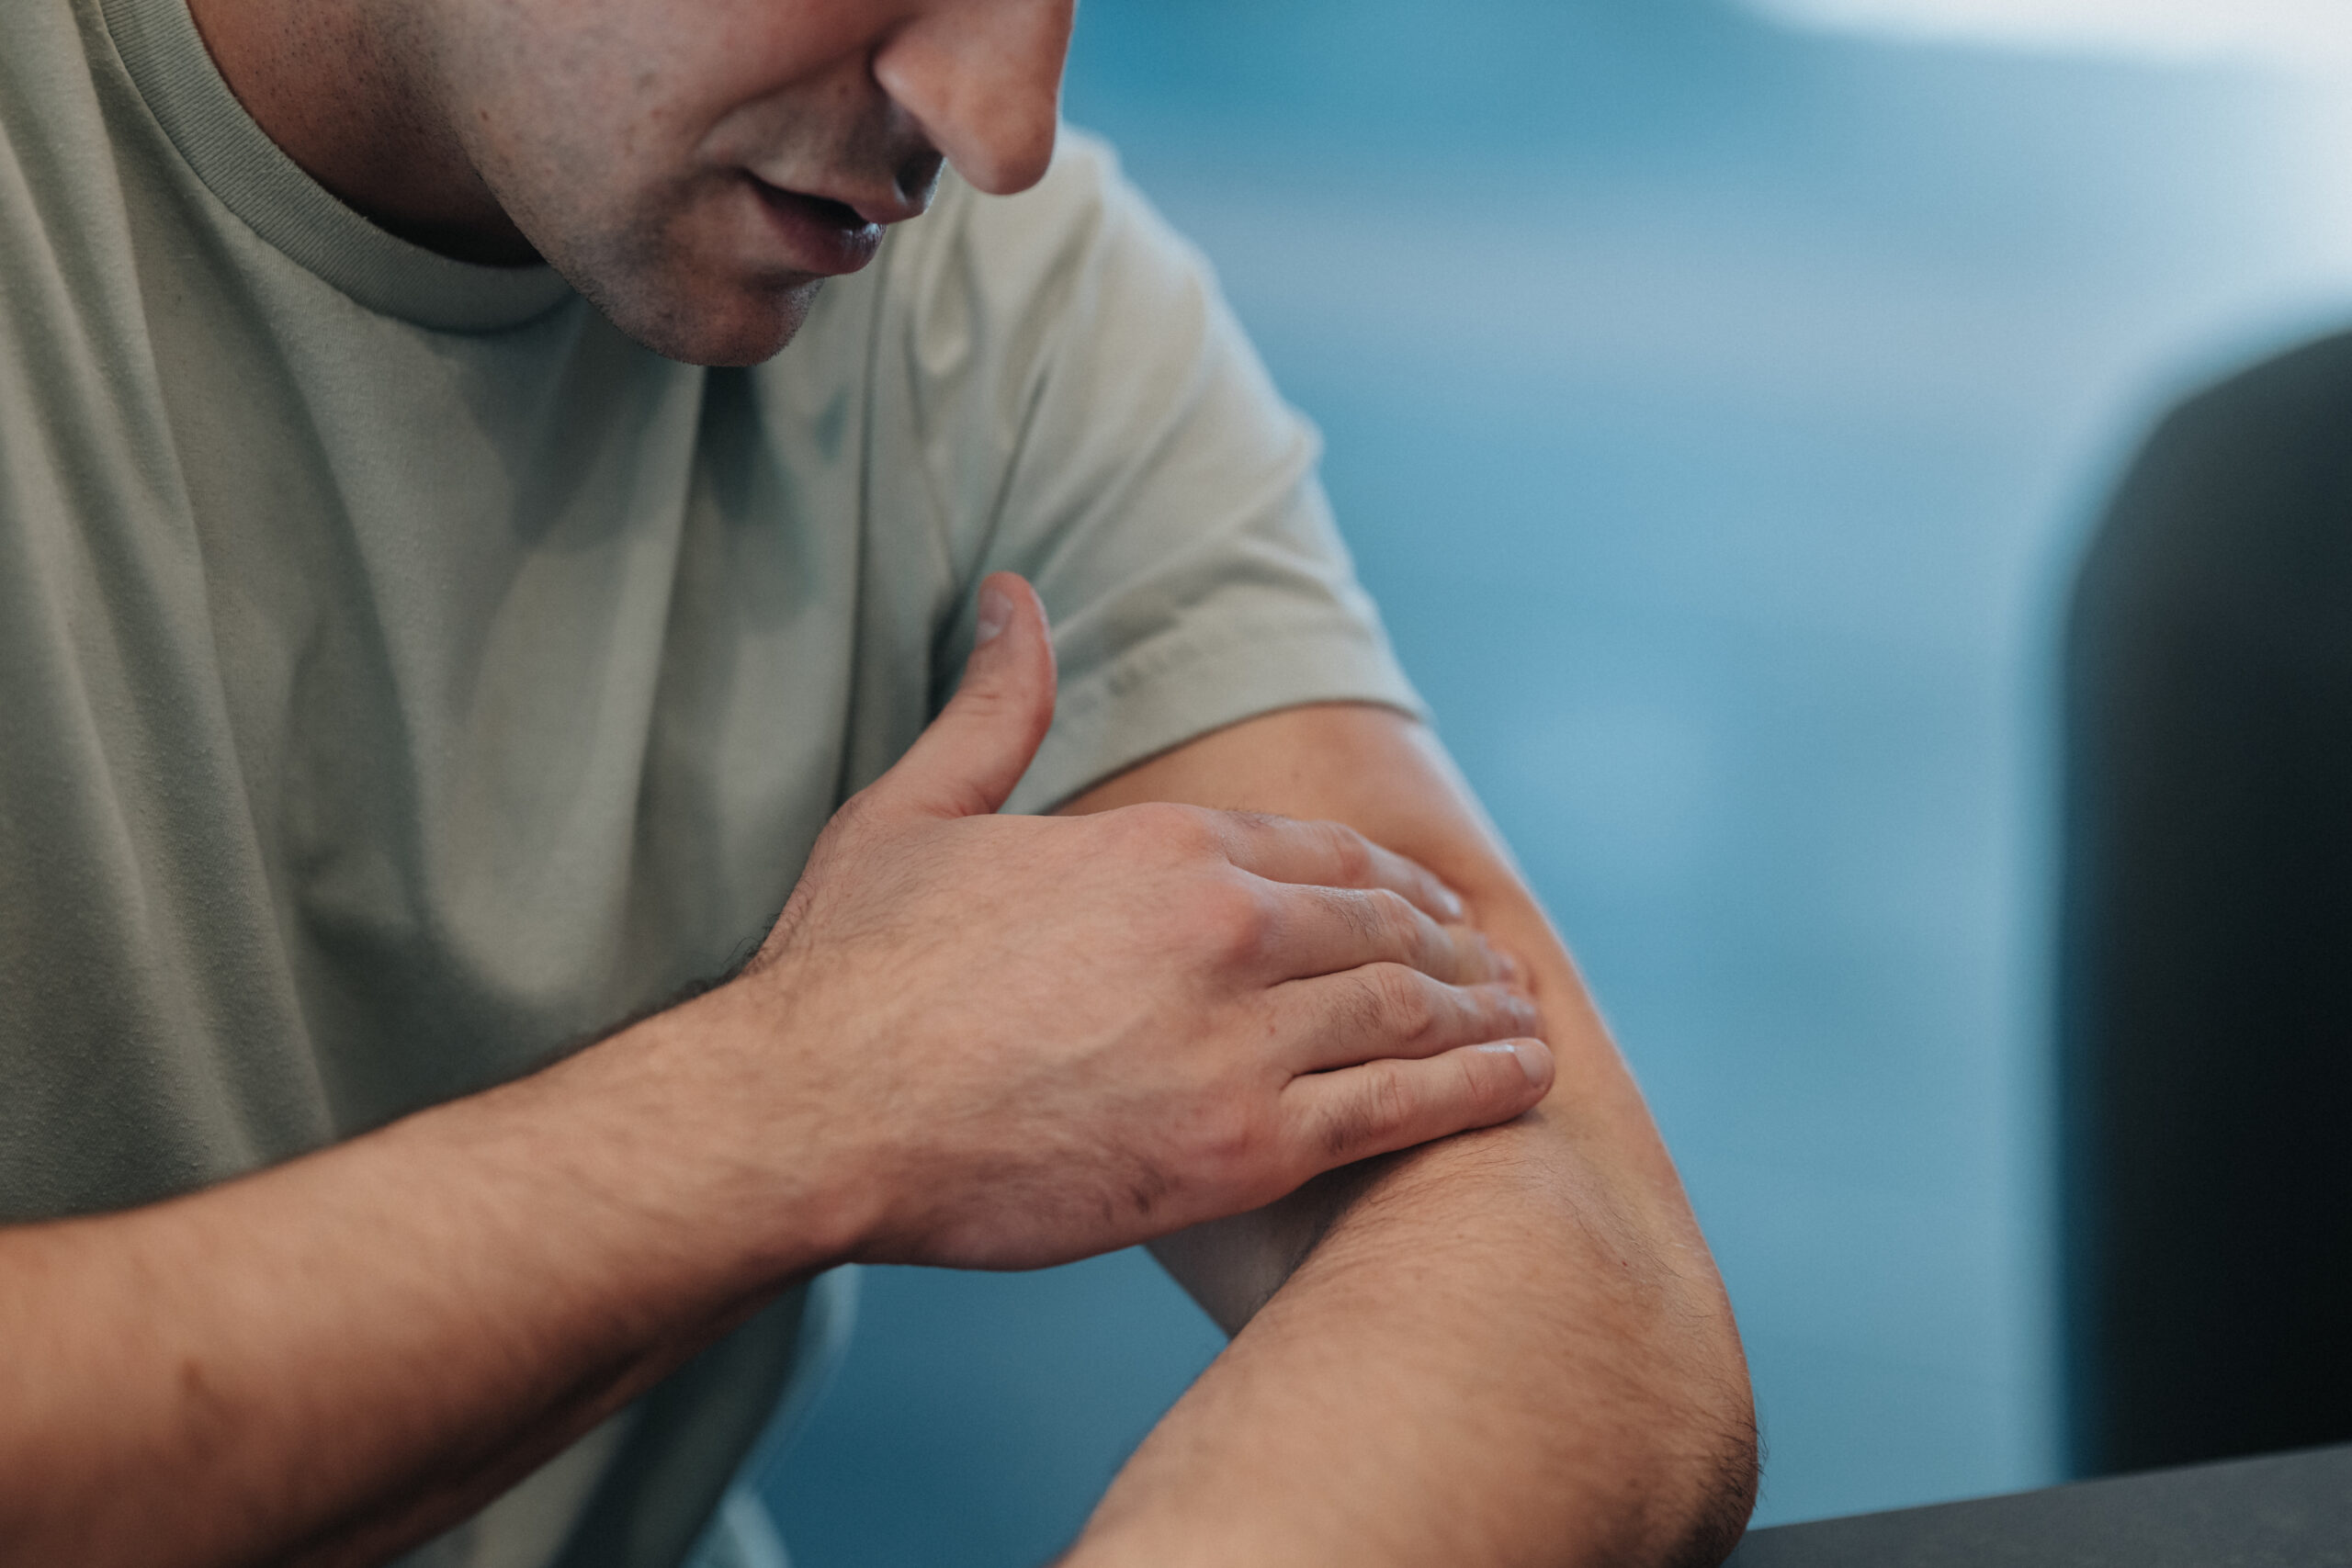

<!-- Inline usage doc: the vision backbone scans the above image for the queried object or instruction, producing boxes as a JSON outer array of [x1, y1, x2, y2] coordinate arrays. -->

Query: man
[[0, 0, 1758, 1562]]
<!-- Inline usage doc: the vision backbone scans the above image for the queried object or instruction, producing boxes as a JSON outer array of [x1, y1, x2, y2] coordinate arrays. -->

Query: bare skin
[[1067, 707, 1756, 1567], [3, 0, 1759, 1561], [0, 581, 1559, 1565], [183, 0, 1072, 361]]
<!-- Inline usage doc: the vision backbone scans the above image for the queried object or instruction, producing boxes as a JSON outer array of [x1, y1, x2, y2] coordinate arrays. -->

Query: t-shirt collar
[[98, 0, 577, 333]]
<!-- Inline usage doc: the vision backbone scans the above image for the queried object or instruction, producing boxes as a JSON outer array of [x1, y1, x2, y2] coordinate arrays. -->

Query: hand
[[696, 574, 1554, 1271]]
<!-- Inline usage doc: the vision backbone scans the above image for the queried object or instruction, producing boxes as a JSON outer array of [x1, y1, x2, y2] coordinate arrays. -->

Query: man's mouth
[[744, 175, 886, 276], [781, 187, 868, 229]]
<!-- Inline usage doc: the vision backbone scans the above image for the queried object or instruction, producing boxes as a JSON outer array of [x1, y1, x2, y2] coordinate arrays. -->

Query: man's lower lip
[[746, 179, 883, 276]]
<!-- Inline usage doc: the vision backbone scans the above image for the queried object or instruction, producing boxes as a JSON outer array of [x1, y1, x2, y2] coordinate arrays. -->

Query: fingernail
[[1476, 1041, 1547, 1084], [974, 582, 1012, 646], [1435, 883, 1465, 920]]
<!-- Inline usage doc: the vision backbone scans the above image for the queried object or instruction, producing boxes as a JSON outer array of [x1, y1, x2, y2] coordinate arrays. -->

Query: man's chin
[[573, 271, 827, 367]]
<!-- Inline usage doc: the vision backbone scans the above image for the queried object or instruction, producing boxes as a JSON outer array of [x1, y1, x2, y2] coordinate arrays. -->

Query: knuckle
[[1181, 874, 1274, 965], [1369, 1066, 1418, 1133], [1346, 963, 1400, 1026], [1175, 1093, 1259, 1179], [1168, 800, 1220, 838], [830, 786, 883, 834], [1367, 964, 1437, 1042], [1193, 1092, 1295, 1206], [1473, 982, 1532, 1037], [1325, 1064, 1416, 1159], [1364, 888, 1421, 953], [1506, 987, 1544, 1036], [1317, 819, 1374, 885], [952, 667, 1015, 716]]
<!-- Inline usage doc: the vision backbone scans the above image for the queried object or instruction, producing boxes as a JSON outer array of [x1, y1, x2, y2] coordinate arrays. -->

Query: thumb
[[868, 573, 1057, 820]]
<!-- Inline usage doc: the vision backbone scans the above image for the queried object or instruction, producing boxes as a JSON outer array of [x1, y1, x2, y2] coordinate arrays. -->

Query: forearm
[[1103, 1130, 1750, 1568], [0, 996, 833, 1568], [1061, 705, 1757, 1566], [0, 592, 1576, 1566], [1085, 963, 1751, 1566]]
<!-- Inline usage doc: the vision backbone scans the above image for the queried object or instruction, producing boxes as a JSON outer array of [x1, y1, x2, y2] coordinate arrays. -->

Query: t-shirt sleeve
[[884, 131, 1425, 816]]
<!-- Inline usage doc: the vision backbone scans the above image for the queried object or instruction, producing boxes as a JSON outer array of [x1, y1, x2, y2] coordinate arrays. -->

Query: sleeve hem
[[1003, 620, 1428, 816]]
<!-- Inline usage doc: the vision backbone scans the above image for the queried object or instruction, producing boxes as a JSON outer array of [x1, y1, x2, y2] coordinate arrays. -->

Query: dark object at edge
[[2062, 329, 2352, 1475]]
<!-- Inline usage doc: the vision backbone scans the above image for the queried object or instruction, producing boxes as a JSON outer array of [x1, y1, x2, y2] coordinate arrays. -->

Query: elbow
[[1633, 1303, 1760, 1568], [1655, 1390, 1760, 1568], [1585, 1242, 1759, 1568]]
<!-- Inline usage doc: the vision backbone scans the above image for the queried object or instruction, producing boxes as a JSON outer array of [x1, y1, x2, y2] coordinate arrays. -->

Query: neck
[[184, 0, 539, 265]]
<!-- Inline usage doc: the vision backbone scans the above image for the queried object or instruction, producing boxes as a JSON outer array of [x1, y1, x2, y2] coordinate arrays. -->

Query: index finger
[[1208, 811, 1465, 924]]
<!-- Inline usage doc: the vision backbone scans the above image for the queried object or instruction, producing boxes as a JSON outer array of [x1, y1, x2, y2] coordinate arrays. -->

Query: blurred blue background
[[765, 0, 2352, 1557]]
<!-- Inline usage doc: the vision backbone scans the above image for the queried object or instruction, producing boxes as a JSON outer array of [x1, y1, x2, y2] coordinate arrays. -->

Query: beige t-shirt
[[0, 0, 1422, 1562]]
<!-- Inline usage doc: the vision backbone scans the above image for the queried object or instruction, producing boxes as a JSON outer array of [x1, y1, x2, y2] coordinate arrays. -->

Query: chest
[[0, 264, 941, 1216]]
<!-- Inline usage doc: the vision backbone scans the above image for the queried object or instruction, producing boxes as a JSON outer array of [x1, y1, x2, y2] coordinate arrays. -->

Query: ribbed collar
[[96, 0, 576, 333]]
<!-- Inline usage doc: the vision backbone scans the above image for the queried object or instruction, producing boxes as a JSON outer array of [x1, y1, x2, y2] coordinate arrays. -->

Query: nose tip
[[873, 0, 1073, 198], [944, 105, 1059, 197]]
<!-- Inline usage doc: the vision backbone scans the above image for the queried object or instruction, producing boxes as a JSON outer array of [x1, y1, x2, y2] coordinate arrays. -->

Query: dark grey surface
[[1724, 1443, 2352, 1567]]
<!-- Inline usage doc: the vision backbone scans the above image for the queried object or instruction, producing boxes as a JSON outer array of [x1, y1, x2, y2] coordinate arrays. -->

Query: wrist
[[572, 974, 884, 1292]]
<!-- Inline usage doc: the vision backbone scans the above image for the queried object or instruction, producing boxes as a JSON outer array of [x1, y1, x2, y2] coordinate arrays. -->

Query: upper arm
[[1058, 702, 1562, 982]]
